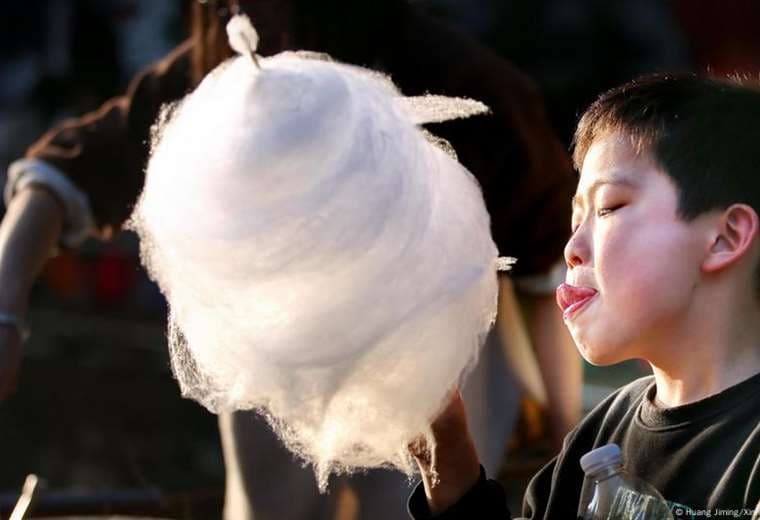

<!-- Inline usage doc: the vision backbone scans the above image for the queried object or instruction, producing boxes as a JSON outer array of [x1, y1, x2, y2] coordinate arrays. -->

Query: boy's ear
[[702, 204, 760, 273]]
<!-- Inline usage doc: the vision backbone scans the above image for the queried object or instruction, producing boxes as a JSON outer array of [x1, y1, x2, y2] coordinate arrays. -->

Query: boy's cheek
[[574, 276, 688, 364], [598, 234, 676, 304]]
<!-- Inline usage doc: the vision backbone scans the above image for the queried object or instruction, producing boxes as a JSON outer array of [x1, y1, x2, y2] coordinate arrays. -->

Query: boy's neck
[[648, 286, 760, 408], [651, 348, 760, 408]]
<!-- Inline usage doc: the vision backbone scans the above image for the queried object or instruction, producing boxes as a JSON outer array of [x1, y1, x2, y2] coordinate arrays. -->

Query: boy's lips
[[556, 283, 598, 319]]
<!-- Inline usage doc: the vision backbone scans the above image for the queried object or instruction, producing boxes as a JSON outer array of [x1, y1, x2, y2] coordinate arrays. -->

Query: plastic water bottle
[[579, 444, 673, 520]]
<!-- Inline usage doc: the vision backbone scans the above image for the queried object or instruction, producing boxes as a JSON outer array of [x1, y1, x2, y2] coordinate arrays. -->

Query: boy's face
[[558, 132, 710, 365]]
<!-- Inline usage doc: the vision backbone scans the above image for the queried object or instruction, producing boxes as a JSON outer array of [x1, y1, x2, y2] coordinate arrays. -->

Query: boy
[[408, 74, 760, 519]]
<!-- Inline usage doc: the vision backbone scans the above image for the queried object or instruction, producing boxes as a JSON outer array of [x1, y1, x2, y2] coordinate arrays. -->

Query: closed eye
[[597, 204, 625, 218]]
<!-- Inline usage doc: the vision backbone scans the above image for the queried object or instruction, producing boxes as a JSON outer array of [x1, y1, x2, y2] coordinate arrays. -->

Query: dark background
[[0, 0, 759, 517]]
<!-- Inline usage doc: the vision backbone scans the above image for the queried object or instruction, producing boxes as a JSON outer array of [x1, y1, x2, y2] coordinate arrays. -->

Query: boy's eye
[[596, 204, 624, 218]]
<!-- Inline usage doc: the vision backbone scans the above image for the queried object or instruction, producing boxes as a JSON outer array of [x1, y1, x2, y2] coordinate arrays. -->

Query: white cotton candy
[[226, 13, 259, 59], [399, 95, 490, 125], [129, 48, 502, 490]]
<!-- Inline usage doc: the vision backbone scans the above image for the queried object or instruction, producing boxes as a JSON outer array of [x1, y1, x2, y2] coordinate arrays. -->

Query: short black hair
[[573, 73, 760, 221]]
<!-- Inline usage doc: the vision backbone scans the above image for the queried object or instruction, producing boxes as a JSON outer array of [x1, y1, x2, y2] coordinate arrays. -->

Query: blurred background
[[1, 0, 759, 517]]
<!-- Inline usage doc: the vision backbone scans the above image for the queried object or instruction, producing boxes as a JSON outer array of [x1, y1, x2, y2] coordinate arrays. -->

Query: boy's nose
[[564, 229, 590, 269]]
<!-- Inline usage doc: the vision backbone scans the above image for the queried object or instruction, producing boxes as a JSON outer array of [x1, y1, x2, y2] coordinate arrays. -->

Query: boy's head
[[559, 74, 760, 366]]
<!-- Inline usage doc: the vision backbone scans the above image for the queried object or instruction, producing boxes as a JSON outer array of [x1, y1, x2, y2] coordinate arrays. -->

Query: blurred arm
[[0, 187, 64, 314], [0, 187, 64, 398], [0, 41, 196, 400]]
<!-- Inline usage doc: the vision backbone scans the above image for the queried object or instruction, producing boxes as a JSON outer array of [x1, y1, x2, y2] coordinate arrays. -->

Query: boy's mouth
[[556, 283, 598, 319]]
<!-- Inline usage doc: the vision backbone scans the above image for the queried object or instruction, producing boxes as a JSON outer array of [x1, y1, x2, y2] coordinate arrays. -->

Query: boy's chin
[[577, 341, 632, 367]]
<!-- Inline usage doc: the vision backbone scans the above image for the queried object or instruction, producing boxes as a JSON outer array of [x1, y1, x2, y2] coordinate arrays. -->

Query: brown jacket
[[26, 11, 575, 275]]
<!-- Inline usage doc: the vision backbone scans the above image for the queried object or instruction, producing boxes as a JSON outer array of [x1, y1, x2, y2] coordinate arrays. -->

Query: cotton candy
[[128, 20, 505, 490]]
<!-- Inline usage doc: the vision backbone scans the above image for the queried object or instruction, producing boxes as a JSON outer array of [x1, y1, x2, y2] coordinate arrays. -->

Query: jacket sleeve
[[407, 466, 512, 519], [20, 40, 195, 238], [405, 449, 585, 520]]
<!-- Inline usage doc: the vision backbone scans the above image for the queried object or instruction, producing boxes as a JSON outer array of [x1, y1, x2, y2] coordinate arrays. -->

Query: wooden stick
[[10, 475, 38, 520]]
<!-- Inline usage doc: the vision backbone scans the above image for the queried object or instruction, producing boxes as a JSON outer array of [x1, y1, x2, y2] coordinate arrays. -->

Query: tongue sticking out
[[556, 283, 598, 314]]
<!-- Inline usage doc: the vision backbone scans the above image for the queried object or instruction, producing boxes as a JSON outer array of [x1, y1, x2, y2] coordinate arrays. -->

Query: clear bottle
[[579, 444, 673, 520]]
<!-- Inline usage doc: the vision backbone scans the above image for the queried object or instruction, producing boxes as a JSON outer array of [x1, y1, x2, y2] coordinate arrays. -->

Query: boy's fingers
[[430, 390, 468, 436], [408, 435, 428, 456], [411, 389, 483, 515], [409, 390, 466, 468], [410, 390, 472, 468], [408, 435, 432, 469]]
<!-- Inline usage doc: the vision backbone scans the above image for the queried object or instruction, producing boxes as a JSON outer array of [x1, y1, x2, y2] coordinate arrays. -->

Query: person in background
[[0, 1, 581, 518]]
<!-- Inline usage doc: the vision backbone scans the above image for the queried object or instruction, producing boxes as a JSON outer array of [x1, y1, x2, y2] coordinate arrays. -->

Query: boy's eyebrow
[[571, 178, 636, 209]]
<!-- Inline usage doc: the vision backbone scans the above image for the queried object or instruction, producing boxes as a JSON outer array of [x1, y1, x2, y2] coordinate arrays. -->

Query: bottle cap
[[580, 443, 623, 475]]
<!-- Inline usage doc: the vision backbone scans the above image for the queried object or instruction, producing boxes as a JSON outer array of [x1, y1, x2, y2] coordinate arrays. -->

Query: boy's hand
[[410, 390, 482, 515]]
